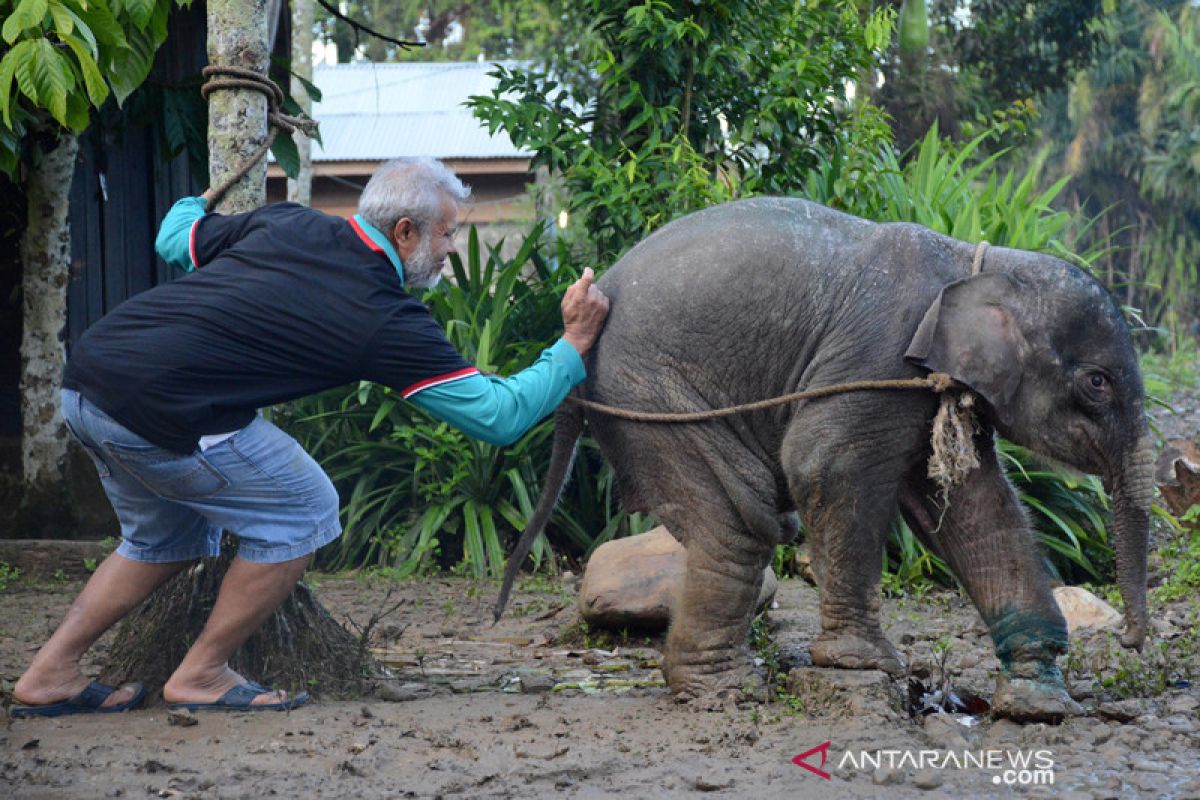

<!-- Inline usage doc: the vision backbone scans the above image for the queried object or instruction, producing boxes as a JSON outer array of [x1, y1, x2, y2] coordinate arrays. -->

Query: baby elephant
[[500, 198, 1151, 722]]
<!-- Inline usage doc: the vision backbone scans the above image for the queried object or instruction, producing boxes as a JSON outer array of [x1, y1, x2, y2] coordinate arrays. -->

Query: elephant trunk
[[1110, 432, 1154, 650]]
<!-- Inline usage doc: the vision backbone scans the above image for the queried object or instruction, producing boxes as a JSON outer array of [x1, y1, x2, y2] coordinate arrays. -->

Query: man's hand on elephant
[[562, 267, 610, 356]]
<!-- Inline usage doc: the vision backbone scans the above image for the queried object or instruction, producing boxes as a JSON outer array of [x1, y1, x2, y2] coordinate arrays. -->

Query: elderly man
[[12, 158, 609, 716]]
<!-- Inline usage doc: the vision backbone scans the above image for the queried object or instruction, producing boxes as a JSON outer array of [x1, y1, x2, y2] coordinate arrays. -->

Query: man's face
[[400, 194, 459, 290]]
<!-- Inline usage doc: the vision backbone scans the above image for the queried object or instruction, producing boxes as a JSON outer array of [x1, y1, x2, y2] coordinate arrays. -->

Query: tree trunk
[[18, 129, 80, 535], [287, 0, 314, 206], [101, 0, 374, 701], [206, 0, 271, 211]]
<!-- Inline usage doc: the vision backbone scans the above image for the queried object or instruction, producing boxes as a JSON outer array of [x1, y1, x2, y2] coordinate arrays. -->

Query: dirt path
[[3, 573, 1199, 799]]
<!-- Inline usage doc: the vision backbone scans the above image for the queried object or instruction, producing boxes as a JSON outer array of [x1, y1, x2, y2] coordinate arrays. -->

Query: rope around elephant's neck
[[200, 66, 320, 210], [565, 373, 960, 422], [972, 240, 990, 275]]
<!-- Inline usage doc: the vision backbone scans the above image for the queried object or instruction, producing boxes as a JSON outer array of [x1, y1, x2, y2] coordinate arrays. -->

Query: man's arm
[[154, 195, 209, 272], [409, 339, 585, 446], [407, 268, 611, 446]]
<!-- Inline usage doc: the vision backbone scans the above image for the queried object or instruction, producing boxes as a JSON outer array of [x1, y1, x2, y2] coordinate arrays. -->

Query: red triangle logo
[[792, 741, 832, 780]]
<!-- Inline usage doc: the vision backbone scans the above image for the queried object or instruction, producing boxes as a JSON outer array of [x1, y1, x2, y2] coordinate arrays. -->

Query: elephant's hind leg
[[664, 530, 773, 704], [643, 436, 781, 704]]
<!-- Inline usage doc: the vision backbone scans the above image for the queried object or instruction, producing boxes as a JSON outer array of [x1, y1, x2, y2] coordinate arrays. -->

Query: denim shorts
[[61, 388, 342, 564]]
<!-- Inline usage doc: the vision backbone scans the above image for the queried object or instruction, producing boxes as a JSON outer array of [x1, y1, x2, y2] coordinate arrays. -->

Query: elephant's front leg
[[898, 433, 1083, 722], [783, 404, 913, 676]]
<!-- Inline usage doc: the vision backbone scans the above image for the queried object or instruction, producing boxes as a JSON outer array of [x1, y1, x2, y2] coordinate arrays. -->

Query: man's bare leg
[[13, 553, 192, 707], [162, 554, 310, 706]]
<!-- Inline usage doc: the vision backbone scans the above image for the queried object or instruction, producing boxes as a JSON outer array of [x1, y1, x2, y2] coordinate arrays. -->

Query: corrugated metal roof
[[307, 62, 530, 161]]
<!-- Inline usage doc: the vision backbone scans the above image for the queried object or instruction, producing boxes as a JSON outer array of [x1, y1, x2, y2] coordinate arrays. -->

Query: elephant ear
[[904, 273, 1029, 427]]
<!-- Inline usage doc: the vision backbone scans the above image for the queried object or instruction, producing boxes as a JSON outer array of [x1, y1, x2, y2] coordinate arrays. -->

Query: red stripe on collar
[[348, 217, 384, 253]]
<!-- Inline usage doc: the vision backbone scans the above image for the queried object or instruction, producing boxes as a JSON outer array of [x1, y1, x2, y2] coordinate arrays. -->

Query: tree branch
[[314, 0, 426, 51]]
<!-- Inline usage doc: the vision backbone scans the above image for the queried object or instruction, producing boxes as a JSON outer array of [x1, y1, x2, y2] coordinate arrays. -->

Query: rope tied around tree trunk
[[200, 65, 320, 209]]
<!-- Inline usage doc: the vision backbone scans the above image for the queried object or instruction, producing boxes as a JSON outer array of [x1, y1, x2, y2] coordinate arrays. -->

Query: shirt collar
[[350, 214, 406, 287]]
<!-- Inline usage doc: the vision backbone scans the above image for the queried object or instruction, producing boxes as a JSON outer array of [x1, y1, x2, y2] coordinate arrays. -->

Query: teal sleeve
[[154, 196, 208, 272], [409, 338, 587, 447]]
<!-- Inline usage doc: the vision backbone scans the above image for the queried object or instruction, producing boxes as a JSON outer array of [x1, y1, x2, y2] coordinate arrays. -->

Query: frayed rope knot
[[928, 389, 981, 497]]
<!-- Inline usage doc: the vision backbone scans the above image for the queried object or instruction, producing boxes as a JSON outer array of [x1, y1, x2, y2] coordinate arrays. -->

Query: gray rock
[[922, 713, 971, 750], [1130, 756, 1172, 774], [872, 767, 905, 786], [912, 768, 943, 790], [577, 527, 776, 629], [983, 719, 1024, 746], [1167, 694, 1200, 715], [518, 672, 557, 694], [1068, 680, 1094, 700], [1094, 699, 1144, 722], [377, 681, 434, 702]]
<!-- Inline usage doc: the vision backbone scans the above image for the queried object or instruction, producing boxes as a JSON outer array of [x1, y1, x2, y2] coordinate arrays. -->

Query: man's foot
[[167, 681, 308, 712], [11, 681, 146, 718], [14, 670, 142, 711], [163, 665, 296, 708]]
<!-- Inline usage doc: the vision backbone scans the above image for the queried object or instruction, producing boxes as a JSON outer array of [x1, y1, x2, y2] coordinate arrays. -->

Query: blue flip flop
[[11, 681, 147, 718], [167, 681, 310, 712]]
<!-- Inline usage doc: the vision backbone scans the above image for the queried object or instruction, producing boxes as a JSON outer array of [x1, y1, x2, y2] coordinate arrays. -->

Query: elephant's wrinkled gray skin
[[500, 198, 1151, 723]]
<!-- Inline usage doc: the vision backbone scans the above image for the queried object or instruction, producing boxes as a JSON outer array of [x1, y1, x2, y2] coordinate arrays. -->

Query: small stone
[[167, 709, 198, 727], [872, 767, 905, 785], [518, 673, 556, 694], [1095, 700, 1144, 722], [984, 719, 1024, 746], [913, 768, 943, 789], [1167, 694, 1199, 715], [377, 682, 433, 702], [1068, 681, 1094, 700], [922, 713, 970, 749], [1129, 757, 1169, 774], [956, 652, 981, 669]]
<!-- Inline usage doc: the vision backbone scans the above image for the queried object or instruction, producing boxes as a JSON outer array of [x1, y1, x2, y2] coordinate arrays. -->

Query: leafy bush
[[470, 0, 894, 263]]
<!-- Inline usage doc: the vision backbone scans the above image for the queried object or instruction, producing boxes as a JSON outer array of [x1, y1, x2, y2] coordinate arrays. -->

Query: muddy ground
[[2, 386, 1199, 799], [2, 569, 1199, 800]]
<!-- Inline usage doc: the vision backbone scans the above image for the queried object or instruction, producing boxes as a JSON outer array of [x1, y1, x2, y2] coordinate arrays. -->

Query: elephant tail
[[493, 399, 585, 623]]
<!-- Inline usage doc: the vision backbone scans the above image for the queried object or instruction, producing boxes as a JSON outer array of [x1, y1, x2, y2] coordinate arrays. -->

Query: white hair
[[357, 157, 471, 234]]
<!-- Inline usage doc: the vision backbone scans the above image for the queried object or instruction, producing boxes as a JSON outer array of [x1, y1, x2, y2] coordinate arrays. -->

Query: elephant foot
[[991, 666, 1083, 724], [666, 660, 769, 708], [810, 630, 906, 677]]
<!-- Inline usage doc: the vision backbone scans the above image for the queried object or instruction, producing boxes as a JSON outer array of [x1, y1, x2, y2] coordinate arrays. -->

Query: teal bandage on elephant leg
[[988, 609, 1069, 671], [986, 609, 1082, 722]]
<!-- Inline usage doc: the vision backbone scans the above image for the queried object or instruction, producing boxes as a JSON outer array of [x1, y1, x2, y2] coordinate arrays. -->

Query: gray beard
[[405, 237, 443, 290]]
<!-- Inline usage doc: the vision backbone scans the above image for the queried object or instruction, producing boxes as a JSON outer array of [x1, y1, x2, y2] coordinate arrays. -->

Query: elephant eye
[[1090, 374, 1106, 389]]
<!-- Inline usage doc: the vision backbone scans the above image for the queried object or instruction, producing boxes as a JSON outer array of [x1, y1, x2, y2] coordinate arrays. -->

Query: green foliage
[[929, 0, 1106, 112], [0, 0, 187, 176], [1037, 0, 1200, 330], [999, 441, 1115, 584], [1152, 524, 1200, 604], [0, 560, 20, 591], [471, 0, 894, 262], [319, 0, 562, 63], [807, 122, 1104, 265], [1065, 605, 1200, 699]]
